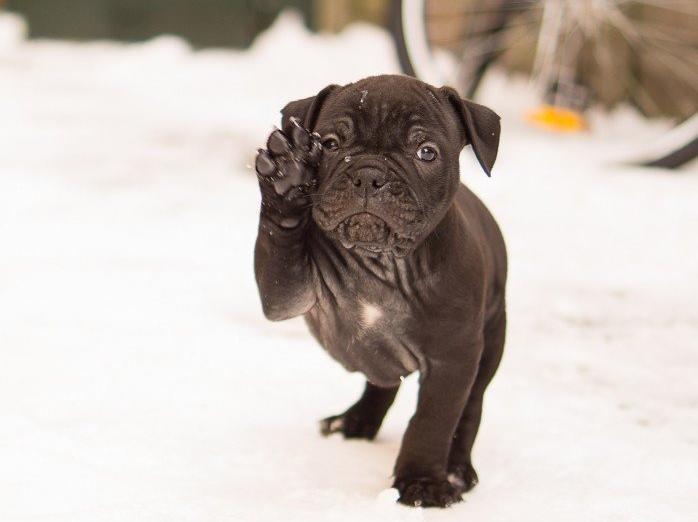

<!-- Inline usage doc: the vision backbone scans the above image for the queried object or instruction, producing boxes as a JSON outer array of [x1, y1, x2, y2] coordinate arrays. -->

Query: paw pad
[[255, 123, 322, 196]]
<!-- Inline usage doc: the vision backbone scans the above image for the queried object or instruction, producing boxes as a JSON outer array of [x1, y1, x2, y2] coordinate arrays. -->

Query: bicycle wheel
[[391, 0, 698, 167]]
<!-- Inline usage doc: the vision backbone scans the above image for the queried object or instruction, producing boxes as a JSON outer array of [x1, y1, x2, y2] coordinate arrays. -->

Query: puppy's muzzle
[[313, 156, 425, 256]]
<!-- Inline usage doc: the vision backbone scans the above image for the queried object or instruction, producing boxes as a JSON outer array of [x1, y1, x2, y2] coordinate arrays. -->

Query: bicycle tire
[[390, 0, 417, 78], [640, 114, 698, 168], [390, 0, 495, 95]]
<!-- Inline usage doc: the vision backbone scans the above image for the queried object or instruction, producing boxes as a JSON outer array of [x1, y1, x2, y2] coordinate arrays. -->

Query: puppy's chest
[[346, 290, 411, 339], [305, 276, 426, 386]]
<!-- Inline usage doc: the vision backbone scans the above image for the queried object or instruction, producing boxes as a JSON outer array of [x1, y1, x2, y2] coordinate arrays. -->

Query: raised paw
[[319, 411, 382, 440], [255, 119, 322, 196], [447, 462, 479, 493], [393, 476, 463, 508]]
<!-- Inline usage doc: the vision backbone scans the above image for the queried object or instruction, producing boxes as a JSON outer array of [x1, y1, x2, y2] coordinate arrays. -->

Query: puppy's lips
[[341, 213, 389, 243]]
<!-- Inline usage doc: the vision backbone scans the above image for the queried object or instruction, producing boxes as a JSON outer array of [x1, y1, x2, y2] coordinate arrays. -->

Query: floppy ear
[[280, 84, 339, 132], [441, 87, 501, 176]]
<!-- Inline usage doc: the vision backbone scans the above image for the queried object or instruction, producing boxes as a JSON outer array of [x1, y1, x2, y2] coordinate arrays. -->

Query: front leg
[[254, 122, 322, 321], [393, 341, 483, 508]]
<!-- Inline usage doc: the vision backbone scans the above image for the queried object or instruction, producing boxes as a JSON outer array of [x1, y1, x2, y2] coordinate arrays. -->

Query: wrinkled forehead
[[315, 82, 453, 146]]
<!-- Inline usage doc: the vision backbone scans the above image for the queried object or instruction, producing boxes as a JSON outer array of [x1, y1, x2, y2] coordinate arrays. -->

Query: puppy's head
[[282, 75, 500, 257]]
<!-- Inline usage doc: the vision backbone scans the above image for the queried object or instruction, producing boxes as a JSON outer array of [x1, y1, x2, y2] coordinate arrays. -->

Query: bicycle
[[391, 0, 698, 168]]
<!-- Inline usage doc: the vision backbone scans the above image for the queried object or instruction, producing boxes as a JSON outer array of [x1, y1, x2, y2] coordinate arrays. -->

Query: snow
[[1, 10, 697, 522]]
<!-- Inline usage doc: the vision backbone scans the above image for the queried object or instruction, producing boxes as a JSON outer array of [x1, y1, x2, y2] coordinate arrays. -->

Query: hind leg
[[448, 310, 506, 491], [320, 381, 400, 440]]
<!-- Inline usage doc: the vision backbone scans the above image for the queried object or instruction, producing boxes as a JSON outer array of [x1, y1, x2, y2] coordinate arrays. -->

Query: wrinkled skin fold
[[254, 75, 507, 508]]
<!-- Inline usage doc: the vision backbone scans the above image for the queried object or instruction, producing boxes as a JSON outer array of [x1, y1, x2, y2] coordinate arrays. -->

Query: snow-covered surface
[[1, 10, 697, 522]]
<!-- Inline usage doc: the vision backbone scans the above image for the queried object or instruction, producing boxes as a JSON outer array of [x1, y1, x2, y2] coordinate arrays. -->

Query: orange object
[[526, 105, 587, 133]]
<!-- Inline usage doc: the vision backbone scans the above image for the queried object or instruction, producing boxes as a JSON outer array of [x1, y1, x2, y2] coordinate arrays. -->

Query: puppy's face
[[282, 75, 500, 257]]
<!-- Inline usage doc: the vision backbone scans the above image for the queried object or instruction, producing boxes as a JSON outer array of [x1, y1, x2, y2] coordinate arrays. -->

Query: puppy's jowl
[[254, 75, 507, 508]]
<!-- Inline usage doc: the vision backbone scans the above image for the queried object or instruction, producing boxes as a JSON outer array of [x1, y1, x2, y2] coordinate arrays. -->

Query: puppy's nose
[[350, 168, 386, 192]]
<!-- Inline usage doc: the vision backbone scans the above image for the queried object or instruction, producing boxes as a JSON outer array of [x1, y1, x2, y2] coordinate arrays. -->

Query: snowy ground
[[1, 11, 697, 522]]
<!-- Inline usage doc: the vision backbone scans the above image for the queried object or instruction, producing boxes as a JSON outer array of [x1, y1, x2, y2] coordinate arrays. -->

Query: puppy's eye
[[416, 145, 437, 162], [322, 136, 340, 151]]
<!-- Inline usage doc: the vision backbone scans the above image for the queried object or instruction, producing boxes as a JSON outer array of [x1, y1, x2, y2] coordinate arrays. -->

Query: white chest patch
[[360, 301, 383, 328]]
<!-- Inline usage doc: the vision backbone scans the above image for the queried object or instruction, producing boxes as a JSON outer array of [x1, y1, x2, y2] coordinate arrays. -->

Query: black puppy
[[254, 75, 506, 508]]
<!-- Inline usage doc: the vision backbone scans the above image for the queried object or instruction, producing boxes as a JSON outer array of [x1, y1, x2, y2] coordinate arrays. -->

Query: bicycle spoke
[[601, 4, 698, 115], [591, 21, 616, 76], [426, 0, 541, 17], [457, 24, 538, 61], [429, 17, 539, 41], [622, 0, 698, 17], [531, 0, 566, 93], [632, 22, 698, 48], [607, 7, 698, 85], [643, 49, 698, 91]]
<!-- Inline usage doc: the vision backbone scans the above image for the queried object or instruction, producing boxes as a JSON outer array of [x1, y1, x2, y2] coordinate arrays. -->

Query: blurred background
[[3, 0, 387, 46], [4, 0, 696, 165], [0, 1, 696, 522]]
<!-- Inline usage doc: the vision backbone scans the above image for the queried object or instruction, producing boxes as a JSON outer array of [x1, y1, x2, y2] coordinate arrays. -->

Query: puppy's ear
[[441, 87, 501, 176], [280, 84, 339, 132]]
